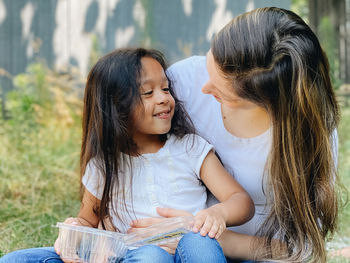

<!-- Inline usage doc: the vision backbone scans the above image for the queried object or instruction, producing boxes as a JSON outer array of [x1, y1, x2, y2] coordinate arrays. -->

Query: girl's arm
[[54, 188, 100, 258], [195, 150, 255, 239], [76, 188, 100, 228]]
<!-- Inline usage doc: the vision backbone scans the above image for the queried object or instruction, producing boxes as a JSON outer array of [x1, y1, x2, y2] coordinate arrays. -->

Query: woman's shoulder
[[167, 56, 207, 102], [167, 56, 206, 83], [168, 56, 205, 72]]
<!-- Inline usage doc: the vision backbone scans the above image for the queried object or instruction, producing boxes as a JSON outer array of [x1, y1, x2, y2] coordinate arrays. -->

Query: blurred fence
[[0, 0, 290, 118]]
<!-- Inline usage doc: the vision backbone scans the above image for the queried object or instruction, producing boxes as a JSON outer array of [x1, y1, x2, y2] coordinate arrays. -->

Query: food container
[[56, 216, 194, 262], [56, 223, 128, 263], [125, 216, 194, 248]]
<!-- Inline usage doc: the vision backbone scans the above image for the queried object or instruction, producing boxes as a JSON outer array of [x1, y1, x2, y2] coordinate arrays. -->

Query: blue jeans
[[0, 232, 229, 263]]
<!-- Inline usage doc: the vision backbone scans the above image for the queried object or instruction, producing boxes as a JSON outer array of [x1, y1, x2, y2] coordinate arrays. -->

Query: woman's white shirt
[[168, 56, 272, 236]]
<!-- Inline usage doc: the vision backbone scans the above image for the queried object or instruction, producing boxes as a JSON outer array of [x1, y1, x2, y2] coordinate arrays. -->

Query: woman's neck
[[221, 103, 271, 138], [132, 133, 165, 154]]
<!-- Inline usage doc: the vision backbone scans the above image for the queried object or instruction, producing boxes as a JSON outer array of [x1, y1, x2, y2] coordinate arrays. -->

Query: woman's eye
[[162, 88, 170, 92]]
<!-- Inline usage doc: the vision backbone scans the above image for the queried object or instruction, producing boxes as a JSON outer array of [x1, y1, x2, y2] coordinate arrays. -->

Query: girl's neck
[[132, 133, 165, 154]]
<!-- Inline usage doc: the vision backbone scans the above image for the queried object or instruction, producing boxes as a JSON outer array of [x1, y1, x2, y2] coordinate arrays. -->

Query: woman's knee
[[123, 245, 173, 262]]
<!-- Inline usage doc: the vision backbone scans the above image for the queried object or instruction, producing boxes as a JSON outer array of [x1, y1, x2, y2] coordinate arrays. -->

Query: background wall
[[0, 0, 290, 103]]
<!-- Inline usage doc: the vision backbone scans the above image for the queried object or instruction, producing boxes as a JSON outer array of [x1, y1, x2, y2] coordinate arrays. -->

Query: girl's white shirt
[[82, 134, 213, 233], [167, 55, 339, 236]]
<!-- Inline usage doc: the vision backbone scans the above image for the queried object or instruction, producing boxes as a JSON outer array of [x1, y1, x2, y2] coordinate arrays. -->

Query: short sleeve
[[81, 159, 105, 200], [181, 134, 214, 180]]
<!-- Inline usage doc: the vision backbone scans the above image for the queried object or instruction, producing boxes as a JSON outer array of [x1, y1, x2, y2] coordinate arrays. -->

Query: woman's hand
[[128, 208, 193, 254], [193, 206, 226, 239], [128, 207, 192, 232]]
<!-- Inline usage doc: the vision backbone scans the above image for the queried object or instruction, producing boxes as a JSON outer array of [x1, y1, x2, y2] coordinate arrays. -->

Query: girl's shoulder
[[168, 133, 213, 156]]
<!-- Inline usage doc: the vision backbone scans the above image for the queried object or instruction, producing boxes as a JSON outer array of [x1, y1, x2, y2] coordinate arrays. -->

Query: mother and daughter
[[1, 7, 340, 263]]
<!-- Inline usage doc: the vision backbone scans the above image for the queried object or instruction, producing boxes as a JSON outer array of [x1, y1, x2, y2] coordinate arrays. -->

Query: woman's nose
[[202, 82, 212, 94]]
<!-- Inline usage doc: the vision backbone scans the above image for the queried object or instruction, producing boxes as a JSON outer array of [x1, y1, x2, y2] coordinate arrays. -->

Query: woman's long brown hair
[[80, 48, 194, 230], [212, 7, 340, 262]]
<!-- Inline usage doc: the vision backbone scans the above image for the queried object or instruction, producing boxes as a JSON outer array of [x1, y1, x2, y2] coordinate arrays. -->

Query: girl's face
[[132, 57, 175, 140]]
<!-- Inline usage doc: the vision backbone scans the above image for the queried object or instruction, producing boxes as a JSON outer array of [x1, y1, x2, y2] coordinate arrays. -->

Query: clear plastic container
[[56, 223, 128, 263], [56, 216, 194, 262], [125, 216, 194, 248]]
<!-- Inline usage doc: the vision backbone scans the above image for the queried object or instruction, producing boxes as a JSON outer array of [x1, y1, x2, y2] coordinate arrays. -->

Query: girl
[[60, 48, 254, 262]]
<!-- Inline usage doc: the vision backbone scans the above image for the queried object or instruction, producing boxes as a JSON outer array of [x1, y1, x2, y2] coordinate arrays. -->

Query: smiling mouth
[[153, 110, 171, 118]]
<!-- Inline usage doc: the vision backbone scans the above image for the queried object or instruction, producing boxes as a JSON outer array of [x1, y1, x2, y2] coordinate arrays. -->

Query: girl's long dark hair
[[80, 48, 194, 229], [212, 7, 340, 262]]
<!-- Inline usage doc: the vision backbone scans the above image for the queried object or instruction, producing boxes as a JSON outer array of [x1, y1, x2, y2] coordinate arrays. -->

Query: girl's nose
[[156, 91, 169, 104]]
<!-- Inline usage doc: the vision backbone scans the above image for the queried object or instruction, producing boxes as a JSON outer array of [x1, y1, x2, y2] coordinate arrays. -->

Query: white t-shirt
[[82, 134, 213, 233], [168, 56, 272, 236]]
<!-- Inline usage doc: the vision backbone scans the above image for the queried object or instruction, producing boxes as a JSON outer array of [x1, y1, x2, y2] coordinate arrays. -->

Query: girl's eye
[[162, 88, 170, 92], [141, 90, 153, 96]]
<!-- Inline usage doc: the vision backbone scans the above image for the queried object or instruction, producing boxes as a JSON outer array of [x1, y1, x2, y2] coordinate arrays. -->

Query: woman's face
[[202, 50, 245, 109]]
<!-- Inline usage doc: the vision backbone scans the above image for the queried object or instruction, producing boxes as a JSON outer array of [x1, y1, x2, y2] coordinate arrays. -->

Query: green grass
[[338, 106, 350, 236], [0, 118, 82, 257], [327, 106, 350, 262], [0, 100, 349, 261], [0, 64, 83, 257]]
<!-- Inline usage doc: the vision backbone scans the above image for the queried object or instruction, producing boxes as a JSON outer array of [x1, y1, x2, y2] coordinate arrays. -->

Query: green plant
[[89, 34, 102, 70], [291, 0, 308, 22], [327, 106, 350, 262], [318, 16, 342, 89]]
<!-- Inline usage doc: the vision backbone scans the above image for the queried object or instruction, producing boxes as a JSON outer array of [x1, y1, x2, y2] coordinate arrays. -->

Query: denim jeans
[[0, 232, 231, 263]]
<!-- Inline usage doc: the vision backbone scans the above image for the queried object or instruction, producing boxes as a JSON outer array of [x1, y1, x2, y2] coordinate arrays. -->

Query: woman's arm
[[194, 150, 255, 238], [218, 229, 256, 260], [219, 229, 287, 261]]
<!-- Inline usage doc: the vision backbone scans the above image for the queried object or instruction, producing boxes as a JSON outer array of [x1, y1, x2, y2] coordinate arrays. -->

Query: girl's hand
[[54, 217, 93, 262], [193, 206, 226, 239]]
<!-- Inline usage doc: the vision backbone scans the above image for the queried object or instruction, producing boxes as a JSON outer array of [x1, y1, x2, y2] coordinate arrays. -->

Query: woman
[[132, 7, 339, 262]]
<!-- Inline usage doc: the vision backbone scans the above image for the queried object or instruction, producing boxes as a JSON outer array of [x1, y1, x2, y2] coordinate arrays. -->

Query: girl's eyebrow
[[141, 76, 168, 85]]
